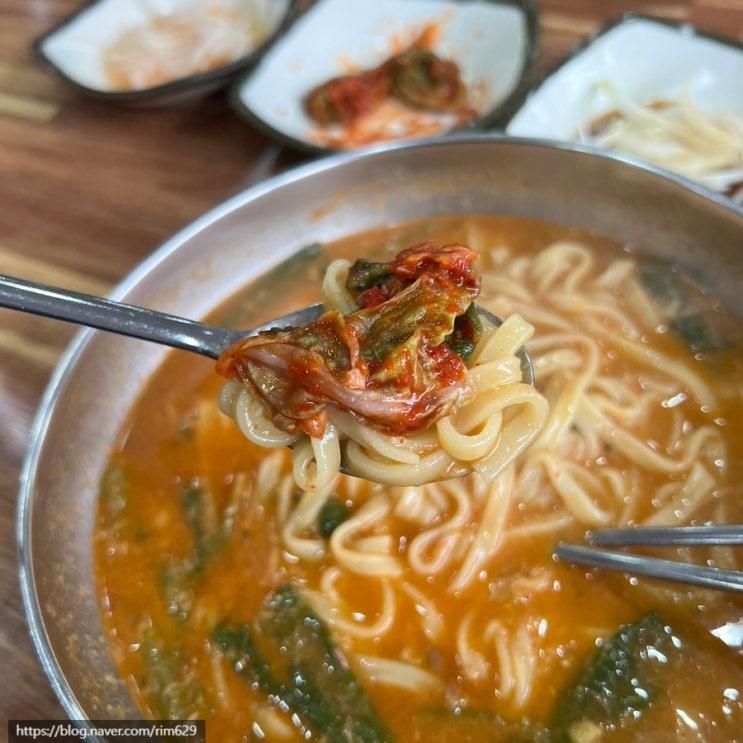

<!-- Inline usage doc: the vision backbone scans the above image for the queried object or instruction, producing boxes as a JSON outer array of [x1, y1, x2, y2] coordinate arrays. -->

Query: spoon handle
[[0, 274, 240, 359]]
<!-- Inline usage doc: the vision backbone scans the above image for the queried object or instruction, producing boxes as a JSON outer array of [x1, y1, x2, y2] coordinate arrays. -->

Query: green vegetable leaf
[[268, 243, 325, 282], [262, 586, 392, 743], [358, 272, 472, 376], [318, 497, 348, 538], [446, 303, 483, 363], [638, 262, 687, 317], [347, 259, 391, 292], [215, 585, 393, 743], [213, 624, 279, 695], [100, 464, 129, 525], [159, 485, 232, 622], [639, 263, 727, 353], [181, 486, 224, 569], [141, 631, 208, 720], [160, 560, 196, 623], [420, 707, 551, 742], [551, 613, 678, 738], [673, 314, 727, 353]]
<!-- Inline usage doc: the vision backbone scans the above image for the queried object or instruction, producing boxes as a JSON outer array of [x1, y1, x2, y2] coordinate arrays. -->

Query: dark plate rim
[[506, 11, 743, 129], [32, 0, 301, 103], [228, 0, 540, 155]]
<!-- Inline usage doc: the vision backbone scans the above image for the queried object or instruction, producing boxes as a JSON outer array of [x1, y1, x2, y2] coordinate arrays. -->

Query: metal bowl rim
[[16, 132, 743, 722]]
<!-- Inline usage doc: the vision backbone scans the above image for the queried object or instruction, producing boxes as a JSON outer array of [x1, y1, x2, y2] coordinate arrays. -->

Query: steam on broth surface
[[95, 216, 743, 742]]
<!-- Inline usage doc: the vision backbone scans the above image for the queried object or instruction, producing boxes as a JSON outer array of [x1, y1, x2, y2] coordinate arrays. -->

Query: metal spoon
[[0, 274, 535, 383], [0, 274, 536, 481]]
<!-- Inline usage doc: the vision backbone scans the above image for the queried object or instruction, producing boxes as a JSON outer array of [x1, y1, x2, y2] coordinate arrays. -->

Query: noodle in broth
[[94, 216, 743, 742]]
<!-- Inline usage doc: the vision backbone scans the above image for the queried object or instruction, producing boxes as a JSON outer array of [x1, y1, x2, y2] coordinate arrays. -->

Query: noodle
[[303, 569, 397, 641], [355, 656, 444, 695], [330, 494, 403, 577], [280, 480, 335, 562], [401, 582, 445, 642], [253, 706, 296, 740], [260, 238, 730, 598], [456, 610, 489, 682], [484, 619, 537, 707], [407, 480, 472, 577], [450, 467, 513, 592]]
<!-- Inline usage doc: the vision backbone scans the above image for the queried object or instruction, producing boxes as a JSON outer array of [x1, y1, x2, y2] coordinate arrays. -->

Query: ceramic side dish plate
[[34, 0, 295, 105], [507, 14, 743, 201], [231, 0, 538, 153]]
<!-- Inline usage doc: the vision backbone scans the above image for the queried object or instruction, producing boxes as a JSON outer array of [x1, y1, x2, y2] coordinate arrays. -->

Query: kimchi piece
[[305, 64, 395, 126], [217, 243, 482, 437], [304, 33, 469, 126], [392, 47, 467, 112]]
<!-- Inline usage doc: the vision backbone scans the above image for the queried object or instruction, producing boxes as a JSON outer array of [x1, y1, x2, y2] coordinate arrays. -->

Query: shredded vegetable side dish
[[579, 81, 743, 203], [103, 0, 283, 90]]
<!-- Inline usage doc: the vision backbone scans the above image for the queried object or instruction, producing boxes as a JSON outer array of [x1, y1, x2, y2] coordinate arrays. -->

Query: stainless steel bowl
[[18, 136, 743, 724]]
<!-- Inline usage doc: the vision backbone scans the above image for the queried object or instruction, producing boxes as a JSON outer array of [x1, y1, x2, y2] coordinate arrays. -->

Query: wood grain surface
[[1, 0, 742, 728]]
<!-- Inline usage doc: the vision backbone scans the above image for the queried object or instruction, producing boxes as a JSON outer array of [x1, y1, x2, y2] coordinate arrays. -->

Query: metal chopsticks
[[556, 524, 743, 593], [586, 524, 743, 547]]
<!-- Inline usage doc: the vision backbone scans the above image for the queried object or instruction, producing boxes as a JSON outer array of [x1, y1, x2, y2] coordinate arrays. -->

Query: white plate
[[507, 15, 743, 198], [35, 0, 292, 103], [231, 0, 537, 152]]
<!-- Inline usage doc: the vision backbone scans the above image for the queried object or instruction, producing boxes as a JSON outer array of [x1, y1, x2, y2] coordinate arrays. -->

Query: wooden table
[[1, 0, 742, 726]]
